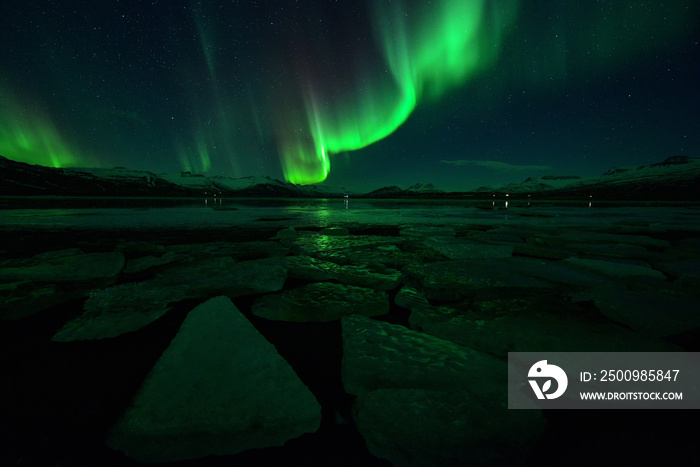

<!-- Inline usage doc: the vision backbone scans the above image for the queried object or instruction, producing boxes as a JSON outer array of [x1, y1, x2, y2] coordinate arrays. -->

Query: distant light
[[506, 193, 510, 197]]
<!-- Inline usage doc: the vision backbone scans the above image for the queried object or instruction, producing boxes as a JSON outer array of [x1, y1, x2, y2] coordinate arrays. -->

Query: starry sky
[[1, 0, 698, 192]]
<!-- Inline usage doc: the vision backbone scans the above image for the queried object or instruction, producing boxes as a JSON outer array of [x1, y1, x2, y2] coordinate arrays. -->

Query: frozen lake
[[1, 196, 700, 466], [2, 196, 700, 233]]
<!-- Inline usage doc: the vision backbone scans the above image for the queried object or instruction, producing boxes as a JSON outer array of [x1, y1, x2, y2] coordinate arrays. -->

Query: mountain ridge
[[1, 154, 699, 200], [487, 155, 700, 199]]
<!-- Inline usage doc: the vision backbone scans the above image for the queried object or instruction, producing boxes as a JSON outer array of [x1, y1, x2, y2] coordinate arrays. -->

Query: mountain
[[159, 172, 316, 197], [494, 175, 584, 194], [2, 154, 699, 199], [356, 156, 700, 200], [0, 159, 189, 196], [360, 186, 406, 198], [359, 183, 445, 198], [405, 183, 443, 194], [491, 156, 700, 200], [0, 156, 344, 197]]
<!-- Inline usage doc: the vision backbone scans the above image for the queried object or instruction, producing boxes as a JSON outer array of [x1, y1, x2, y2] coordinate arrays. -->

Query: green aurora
[[278, 0, 518, 184], [0, 85, 79, 168], [0, 0, 697, 190]]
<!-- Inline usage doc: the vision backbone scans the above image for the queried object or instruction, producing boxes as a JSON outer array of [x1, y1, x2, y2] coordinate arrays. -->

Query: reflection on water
[[2, 196, 698, 210], [1, 196, 699, 232]]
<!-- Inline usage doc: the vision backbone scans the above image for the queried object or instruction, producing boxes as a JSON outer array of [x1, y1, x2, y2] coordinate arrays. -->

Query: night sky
[[1, 0, 698, 192]]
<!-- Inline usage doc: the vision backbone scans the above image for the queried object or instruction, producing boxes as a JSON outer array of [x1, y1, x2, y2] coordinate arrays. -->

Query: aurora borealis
[[1, 0, 698, 191], [276, 0, 517, 184]]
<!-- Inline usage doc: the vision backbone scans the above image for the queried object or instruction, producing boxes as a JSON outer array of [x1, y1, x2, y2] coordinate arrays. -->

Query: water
[[2, 196, 700, 466], [2, 196, 699, 233]]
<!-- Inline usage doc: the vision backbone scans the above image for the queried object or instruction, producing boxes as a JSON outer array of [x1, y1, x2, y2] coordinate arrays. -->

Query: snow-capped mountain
[[360, 183, 444, 198], [493, 175, 585, 194], [356, 156, 700, 199], [0, 156, 344, 197], [361, 186, 405, 198], [0, 158, 188, 196], [159, 172, 315, 196], [405, 183, 444, 194], [491, 156, 700, 199], [2, 154, 699, 199]]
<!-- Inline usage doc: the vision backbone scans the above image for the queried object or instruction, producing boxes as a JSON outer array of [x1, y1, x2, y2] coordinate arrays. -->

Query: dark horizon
[[3, 151, 699, 201]]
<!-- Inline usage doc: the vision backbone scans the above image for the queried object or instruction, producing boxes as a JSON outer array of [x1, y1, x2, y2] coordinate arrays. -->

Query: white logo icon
[[528, 360, 568, 400]]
